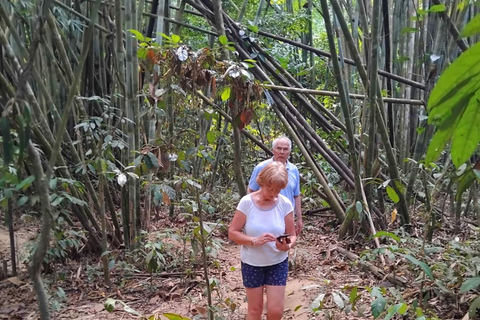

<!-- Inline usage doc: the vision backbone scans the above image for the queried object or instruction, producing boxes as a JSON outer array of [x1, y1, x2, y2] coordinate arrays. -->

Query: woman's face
[[262, 185, 282, 201]]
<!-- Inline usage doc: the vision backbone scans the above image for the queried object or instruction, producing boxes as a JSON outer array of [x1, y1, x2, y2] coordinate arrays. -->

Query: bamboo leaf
[[451, 91, 480, 167], [373, 231, 400, 242], [461, 14, 480, 38], [460, 276, 480, 293], [429, 4, 446, 12], [128, 29, 145, 41], [386, 186, 399, 203], [218, 35, 228, 45], [221, 87, 231, 101], [171, 34, 180, 43]]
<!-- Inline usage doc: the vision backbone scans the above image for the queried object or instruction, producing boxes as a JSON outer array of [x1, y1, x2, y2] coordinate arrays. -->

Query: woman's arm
[[228, 210, 254, 246], [276, 211, 297, 251]]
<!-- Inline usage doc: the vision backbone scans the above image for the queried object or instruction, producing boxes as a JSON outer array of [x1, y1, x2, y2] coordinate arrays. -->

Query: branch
[[431, 0, 468, 52], [262, 84, 425, 105], [257, 30, 426, 90]]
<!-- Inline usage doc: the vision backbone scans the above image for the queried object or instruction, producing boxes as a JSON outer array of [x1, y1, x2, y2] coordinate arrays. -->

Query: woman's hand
[[253, 233, 276, 246], [275, 237, 291, 251]]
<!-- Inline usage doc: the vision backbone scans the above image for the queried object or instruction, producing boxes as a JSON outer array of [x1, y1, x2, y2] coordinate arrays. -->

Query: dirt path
[[0, 221, 375, 319]]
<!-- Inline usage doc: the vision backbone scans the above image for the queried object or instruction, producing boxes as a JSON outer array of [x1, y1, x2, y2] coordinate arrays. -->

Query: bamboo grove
[[0, 0, 480, 318]]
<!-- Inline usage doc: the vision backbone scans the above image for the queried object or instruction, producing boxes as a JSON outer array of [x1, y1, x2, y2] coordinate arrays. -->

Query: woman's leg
[[265, 285, 286, 320], [246, 286, 264, 320]]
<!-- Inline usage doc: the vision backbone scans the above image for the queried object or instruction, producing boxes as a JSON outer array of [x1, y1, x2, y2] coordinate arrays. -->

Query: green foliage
[[460, 276, 480, 293], [460, 14, 480, 38], [426, 42, 480, 167]]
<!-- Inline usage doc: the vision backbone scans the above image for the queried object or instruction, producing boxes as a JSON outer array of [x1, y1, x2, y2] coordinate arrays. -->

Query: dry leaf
[[7, 276, 21, 286], [162, 192, 171, 205], [390, 208, 397, 225]]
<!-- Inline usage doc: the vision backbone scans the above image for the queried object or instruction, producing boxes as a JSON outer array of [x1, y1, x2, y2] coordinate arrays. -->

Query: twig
[[333, 246, 407, 286]]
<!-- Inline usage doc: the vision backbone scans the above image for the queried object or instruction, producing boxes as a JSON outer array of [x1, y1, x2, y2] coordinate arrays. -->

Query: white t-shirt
[[237, 194, 294, 267]]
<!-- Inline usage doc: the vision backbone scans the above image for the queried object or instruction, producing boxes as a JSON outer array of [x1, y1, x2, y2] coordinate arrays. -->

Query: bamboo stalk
[[261, 84, 424, 105], [431, 0, 468, 52]]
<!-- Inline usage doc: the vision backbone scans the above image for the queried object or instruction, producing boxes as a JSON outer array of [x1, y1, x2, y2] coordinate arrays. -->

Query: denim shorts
[[241, 258, 288, 288]]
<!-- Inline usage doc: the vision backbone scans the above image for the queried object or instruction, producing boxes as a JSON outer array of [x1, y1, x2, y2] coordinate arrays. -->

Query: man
[[248, 136, 303, 235]]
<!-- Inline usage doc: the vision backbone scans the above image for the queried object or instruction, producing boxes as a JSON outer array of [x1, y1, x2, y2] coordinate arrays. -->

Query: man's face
[[272, 139, 291, 163]]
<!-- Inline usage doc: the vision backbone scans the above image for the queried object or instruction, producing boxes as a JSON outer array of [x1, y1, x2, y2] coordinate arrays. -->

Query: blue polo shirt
[[248, 158, 300, 208]]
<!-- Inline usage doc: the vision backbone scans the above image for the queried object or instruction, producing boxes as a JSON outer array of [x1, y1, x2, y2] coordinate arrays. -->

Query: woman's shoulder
[[278, 194, 293, 207], [239, 194, 253, 205]]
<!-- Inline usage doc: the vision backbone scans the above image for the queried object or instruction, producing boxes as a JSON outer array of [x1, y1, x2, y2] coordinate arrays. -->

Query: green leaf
[[371, 296, 386, 318], [16, 176, 35, 191], [355, 201, 363, 214], [428, 42, 480, 122], [163, 313, 192, 320], [218, 35, 228, 45], [146, 152, 159, 168], [294, 305, 302, 311], [386, 186, 399, 203], [400, 27, 418, 35], [171, 34, 180, 43], [385, 303, 408, 320], [206, 131, 216, 144], [425, 125, 455, 164], [247, 24, 259, 33], [460, 276, 480, 293], [461, 14, 480, 38], [468, 296, 480, 318], [451, 91, 480, 167], [221, 87, 231, 101], [128, 29, 145, 41], [104, 298, 116, 312], [429, 4, 446, 12], [373, 231, 400, 242], [456, 169, 475, 201], [17, 196, 29, 207], [398, 253, 433, 280]]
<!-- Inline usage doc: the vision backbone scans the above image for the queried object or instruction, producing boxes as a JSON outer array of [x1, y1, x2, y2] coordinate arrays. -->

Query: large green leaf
[[385, 186, 399, 203], [451, 90, 480, 167], [371, 296, 386, 318], [461, 14, 480, 38], [399, 253, 433, 280], [425, 126, 454, 164], [455, 169, 475, 201], [460, 276, 480, 293], [427, 42, 480, 122]]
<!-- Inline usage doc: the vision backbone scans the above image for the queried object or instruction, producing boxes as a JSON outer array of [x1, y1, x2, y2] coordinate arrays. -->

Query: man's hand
[[295, 219, 303, 236]]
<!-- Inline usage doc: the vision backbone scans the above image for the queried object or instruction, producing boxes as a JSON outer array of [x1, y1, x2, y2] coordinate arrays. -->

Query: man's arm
[[294, 195, 303, 235]]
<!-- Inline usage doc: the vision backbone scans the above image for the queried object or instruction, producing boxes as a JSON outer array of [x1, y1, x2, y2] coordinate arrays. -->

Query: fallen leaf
[[7, 277, 21, 286]]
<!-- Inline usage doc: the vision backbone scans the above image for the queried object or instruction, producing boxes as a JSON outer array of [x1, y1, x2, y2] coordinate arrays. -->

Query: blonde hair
[[256, 161, 288, 189]]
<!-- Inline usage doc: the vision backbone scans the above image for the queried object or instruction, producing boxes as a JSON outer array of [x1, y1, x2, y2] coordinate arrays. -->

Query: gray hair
[[272, 136, 292, 150]]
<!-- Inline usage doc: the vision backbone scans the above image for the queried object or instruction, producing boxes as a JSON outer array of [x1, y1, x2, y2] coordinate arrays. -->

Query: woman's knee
[[247, 302, 263, 318], [267, 305, 284, 319]]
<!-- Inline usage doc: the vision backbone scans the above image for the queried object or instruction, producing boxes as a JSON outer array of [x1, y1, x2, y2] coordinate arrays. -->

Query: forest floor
[[0, 209, 470, 320]]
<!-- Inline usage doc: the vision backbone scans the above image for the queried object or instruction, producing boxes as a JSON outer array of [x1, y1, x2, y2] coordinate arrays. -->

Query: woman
[[229, 161, 297, 320]]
